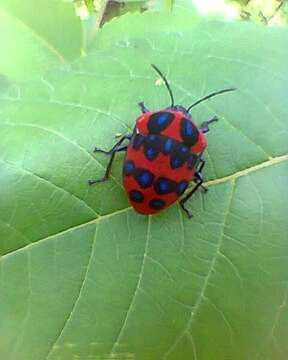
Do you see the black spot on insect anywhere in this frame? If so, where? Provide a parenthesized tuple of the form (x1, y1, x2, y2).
(133, 133, 145, 150)
(178, 143, 190, 156)
(145, 134, 158, 145)
(162, 137, 176, 155)
(129, 190, 144, 203)
(149, 198, 166, 210)
(177, 180, 189, 195)
(143, 134, 162, 160)
(154, 177, 177, 195)
(170, 157, 185, 169)
(144, 147, 159, 160)
(147, 112, 174, 134)
(170, 143, 190, 169)
(123, 160, 135, 176)
(180, 117, 199, 147)
(134, 168, 154, 188)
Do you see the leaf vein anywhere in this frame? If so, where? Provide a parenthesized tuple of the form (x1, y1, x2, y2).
(163, 180, 236, 359)
(3, 121, 123, 189)
(0, 158, 98, 217)
(1, 155, 287, 261)
(110, 215, 151, 355)
(45, 224, 98, 359)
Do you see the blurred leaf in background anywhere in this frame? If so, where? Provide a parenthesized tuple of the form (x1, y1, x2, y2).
(225, 0, 288, 25)
(0, 0, 84, 80)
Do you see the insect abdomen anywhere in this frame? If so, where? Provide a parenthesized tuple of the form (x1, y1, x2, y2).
(123, 133, 197, 215)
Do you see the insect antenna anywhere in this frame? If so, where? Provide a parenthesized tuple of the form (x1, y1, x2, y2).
(151, 64, 175, 107)
(186, 88, 236, 112)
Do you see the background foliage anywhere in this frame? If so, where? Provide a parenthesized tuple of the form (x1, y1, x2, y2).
(0, 0, 288, 359)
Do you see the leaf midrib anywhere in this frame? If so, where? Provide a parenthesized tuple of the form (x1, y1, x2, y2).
(205, 154, 288, 186)
(0, 154, 287, 262)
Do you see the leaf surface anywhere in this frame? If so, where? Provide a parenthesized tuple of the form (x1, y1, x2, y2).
(0, 10, 288, 360)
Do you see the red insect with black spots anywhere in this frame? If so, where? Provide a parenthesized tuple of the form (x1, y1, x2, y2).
(89, 65, 235, 218)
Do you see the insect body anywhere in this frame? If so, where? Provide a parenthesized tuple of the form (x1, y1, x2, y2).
(89, 65, 235, 218)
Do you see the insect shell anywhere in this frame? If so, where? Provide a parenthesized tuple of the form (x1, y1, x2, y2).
(124, 109, 207, 217)
(89, 65, 235, 218)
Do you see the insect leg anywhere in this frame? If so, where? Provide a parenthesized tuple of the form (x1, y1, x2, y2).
(197, 156, 205, 172)
(179, 157, 208, 218)
(93, 134, 132, 154)
(195, 157, 208, 192)
(194, 171, 208, 192)
(138, 102, 150, 113)
(200, 116, 218, 133)
(88, 134, 132, 185)
(179, 181, 203, 218)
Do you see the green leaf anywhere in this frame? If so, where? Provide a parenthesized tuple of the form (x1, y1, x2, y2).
(0, 10, 288, 360)
(0, 0, 83, 80)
